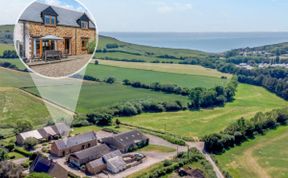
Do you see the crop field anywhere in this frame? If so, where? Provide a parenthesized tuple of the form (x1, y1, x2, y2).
(215, 126, 288, 178)
(96, 35, 210, 62)
(118, 84, 288, 138)
(24, 82, 189, 114)
(86, 64, 229, 89)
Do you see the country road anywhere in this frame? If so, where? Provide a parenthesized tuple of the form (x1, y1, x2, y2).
(187, 142, 225, 178)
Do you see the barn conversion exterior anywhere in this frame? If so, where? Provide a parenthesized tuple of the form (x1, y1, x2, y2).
(68, 144, 111, 168)
(102, 130, 149, 153)
(14, 1, 96, 61)
(30, 154, 68, 178)
(16, 123, 70, 145)
(50, 131, 98, 157)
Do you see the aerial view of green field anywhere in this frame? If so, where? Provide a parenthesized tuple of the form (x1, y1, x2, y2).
(0, 4, 288, 176)
(215, 126, 288, 178)
(23, 82, 189, 114)
(118, 84, 288, 138)
(86, 63, 229, 88)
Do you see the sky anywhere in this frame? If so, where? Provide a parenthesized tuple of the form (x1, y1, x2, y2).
(1, 0, 288, 32)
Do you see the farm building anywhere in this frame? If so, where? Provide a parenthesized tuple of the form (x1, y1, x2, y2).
(102, 130, 149, 153)
(14, 1, 96, 61)
(30, 154, 68, 178)
(68, 144, 111, 168)
(50, 131, 98, 157)
(86, 158, 106, 175)
(16, 122, 70, 145)
(102, 150, 127, 174)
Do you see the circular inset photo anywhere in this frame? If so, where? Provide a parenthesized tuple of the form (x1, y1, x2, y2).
(14, 0, 97, 78)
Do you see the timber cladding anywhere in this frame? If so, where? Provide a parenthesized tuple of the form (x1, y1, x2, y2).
(28, 22, 96, 57)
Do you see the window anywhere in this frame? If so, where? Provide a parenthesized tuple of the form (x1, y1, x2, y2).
(44, 15, 56, 26)
(81, 38, 89, 50)
(81, 21, 88, 29)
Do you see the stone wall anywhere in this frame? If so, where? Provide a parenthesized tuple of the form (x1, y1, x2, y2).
(28, 22, 96, 59)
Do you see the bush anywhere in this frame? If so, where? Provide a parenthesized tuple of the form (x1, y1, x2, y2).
(106, 43, 119, 49)
(105, 77, 116, 84)
(23, 137, 38, 150)
(14, 120, 33, 134)
(14, 147, 33, 157)
(25, 173, 52, 178)
(87, 40, 96, 54)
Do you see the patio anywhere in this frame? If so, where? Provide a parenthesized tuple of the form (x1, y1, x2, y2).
(29, 54, 91, 77)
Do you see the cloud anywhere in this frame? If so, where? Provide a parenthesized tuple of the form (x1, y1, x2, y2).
(156, 2, 193, 14)
(44, 0, 84, 12)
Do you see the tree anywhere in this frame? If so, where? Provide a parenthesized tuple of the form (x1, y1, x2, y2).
(105, 77, 116, 84)
(0, 161, 23, 178)
(23, 137, 38, 150)
(14, 120, 33, 134)
(0, 148, 7, 161)
(94, 60, 99, 65)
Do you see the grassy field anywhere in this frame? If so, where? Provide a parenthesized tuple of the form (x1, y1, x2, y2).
(96, 60, 231, 78)
(0, 68, 34, 88)
(24, 82, 189, 114)
(96, 35, 210, 63)
(86, 63, 229, 89)
(215, 126, 288, 178)
(0, 58, 27, 70)
(0, 44, 14, 56)
(118, 84, 288, 138)
(0, 87, 55, 136)
(138, 144, 175, 153)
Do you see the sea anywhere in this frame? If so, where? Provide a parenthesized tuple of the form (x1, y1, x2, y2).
(101, 32, 288, 53)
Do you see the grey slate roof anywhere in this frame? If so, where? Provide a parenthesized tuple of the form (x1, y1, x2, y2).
(19, 2, 95, 29)
(87, 158, 105, 169)
(105, 130, 149, 148)
(102, 150, 122, 162)
(70, 144, 111, 164)
(55, 131, 97, 150)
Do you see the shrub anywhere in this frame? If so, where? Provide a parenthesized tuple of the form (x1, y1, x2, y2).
(87, 40, 96, 54)
(25, 173, 52, 178)
(23, 137, 38, 150)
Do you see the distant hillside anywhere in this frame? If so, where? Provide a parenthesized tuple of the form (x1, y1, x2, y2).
(96, 35, 211, 62)
(0, 25, 13, 44)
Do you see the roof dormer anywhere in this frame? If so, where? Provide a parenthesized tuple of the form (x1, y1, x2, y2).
(41, 6, 58, 26)
(77, 13, 90, 29)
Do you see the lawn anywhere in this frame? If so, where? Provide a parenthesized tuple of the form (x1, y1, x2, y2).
(86, 63, 229, 89)
(215, 126, 288, 178)
(138, 144, 176, 153)
(71, 125, 102, 135)
(24, 82, 189, 114)
(118, 84, 288, 138)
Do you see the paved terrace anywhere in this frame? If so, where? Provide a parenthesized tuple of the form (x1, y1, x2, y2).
(28, 54, 92, 77)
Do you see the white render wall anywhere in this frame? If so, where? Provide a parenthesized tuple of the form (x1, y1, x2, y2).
(14, 22, 30, 59)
